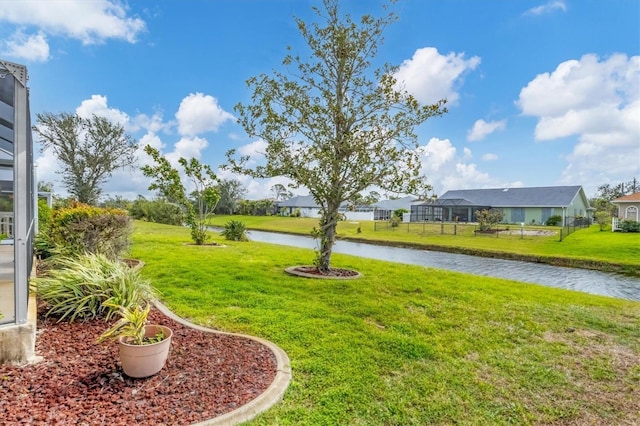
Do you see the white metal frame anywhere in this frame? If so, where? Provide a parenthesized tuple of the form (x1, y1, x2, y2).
(0, 59, 34, 326)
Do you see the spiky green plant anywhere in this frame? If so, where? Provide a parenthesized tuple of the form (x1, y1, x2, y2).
(220, 220, 249, 241)
(96, 304, 157, 345)
(31, 253, 158, 322)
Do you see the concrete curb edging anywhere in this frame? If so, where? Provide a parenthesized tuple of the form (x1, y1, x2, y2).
(153, 301, 292, 426)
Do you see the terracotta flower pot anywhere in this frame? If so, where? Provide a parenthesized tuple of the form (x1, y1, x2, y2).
(118, 324, 172, 378)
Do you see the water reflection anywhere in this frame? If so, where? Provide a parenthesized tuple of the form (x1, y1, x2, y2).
(245, 229, 640, 302)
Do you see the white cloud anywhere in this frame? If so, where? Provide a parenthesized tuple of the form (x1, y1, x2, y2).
(393, 47, 481, 105)
(2, 30, 50, 62)
(524, 1, 567, 16)
(165, 136, 208, 165)
(467, 119, 506, 141)
(76, 95, 130, 126)
(417, 138, 495, 193)
(482, 153, 498, 161)
(132, 112, 170, 134)
(0, 0, 146, 45)
(175, 93, 235, 137)
(238, 139, 268, 163)
(517, 53, 640, 187)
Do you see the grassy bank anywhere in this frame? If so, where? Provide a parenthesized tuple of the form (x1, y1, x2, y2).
(131, 221, 640, 425)
(208, 215, 640, 275)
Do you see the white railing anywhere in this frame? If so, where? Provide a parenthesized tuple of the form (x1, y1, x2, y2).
(612, 217, 620, 232)
(0, 212, 13, 238)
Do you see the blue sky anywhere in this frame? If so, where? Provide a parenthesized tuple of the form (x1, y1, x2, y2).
(1, 0, 638, 200)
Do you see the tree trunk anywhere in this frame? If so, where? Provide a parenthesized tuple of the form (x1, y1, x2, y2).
(317, 204, 340, 273)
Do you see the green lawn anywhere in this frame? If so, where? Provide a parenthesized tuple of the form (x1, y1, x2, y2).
(208, 215, 640, 273)
(131, 221, 640, 425)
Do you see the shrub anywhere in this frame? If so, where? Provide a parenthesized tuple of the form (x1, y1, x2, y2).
(393, 208, 408, 218)
(37, 199, 51, 232)
(129, 198, 184, 226)
(220, 220, 249, 241)
(390, 216, 401, 227)
(620, 220, 640, 233)
(48, 201, 132, 259)
(594, 211, 611, 231)
(573, 216, 590, 226)
(32, 253, 158, 322)
(545, 215, 562, 226)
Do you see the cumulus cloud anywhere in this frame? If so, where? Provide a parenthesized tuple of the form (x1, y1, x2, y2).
(416, 138, 496, 193)
(175, 93, 235, 137)
(524, 1, 567, 16)
(132, 112, 170, 135)
(76, 95, 130, 126)
(2, 30, 50, 62)
(467, 119, 506, 141)
(0, 0, 146, 45)
(393, 47, 480, 105)
(517, 53, 640, 187)
(165, 136, 208, 165)
(482, 153, 498, 161)
(238, 139, 268, 162)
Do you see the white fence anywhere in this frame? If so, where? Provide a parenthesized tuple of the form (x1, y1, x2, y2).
(0, 213, 12, 237)
(612, 217, 620, 232)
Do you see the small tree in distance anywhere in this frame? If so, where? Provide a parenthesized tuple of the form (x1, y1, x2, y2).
(271, 183, 293, 201)
(475, 209, 504, 231)
(228, 0, 447, 273)
(141, 146, 220, 245)
(594, 211, 611, 231)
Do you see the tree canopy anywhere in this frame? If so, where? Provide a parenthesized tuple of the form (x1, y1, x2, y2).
(33, 113, 137, 205)
(228, 0, 446, 272)
(215, 179, 246, 215)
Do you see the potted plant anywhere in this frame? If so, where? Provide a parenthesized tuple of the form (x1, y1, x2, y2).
(97, 304, 172, 378)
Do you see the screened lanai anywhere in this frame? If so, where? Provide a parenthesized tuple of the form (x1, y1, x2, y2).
(0, 59, 35, 339)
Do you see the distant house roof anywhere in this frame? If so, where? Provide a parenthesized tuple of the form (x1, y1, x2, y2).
(277, 195, 321, 208)
(612, 192, 640, 203)
(373, 196, 419, 211)
(432, 186, 587, 208)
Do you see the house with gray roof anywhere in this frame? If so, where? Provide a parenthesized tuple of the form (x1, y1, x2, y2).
(276, 195, 322, 218)
(372, 196, 421, 221)
(411, 185, 591, 226)
(277, 194, 422, 221)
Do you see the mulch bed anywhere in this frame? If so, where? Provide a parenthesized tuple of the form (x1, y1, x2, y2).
(0, 307, 277, 425)
(285, 266, 361, 279)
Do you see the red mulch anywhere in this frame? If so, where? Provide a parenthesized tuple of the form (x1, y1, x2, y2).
(291, 266, 360, 277)
(0, 307, 277, 425)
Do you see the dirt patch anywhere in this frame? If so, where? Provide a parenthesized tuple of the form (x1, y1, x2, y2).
(0, 307, 277, 425)
(499, 229, 557, 236)
(541, 328, 640, 425)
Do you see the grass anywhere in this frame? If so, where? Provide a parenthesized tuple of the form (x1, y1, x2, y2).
(207, 215, 640, 273)
(131, 221, 640, 425)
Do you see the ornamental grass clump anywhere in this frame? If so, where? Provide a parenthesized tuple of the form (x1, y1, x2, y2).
(220, 220, 249, 241)
(32, 253, 158, 322)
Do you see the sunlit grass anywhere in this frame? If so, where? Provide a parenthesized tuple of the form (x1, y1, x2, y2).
(131, 221, 640, 425)
(207, 215, 640, 269)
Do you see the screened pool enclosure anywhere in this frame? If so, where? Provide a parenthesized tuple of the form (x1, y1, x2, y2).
(0, 59, 36, 357)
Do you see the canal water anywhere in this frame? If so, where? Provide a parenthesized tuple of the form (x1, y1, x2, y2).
(244, 229, 640, 302)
